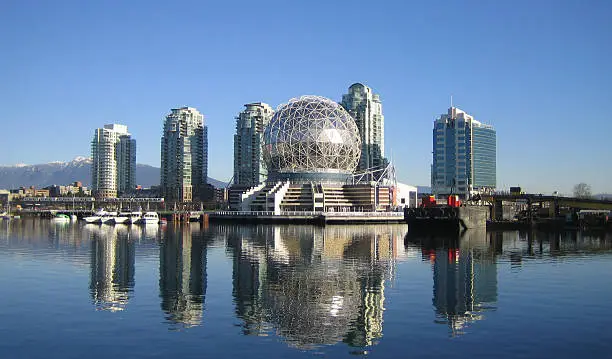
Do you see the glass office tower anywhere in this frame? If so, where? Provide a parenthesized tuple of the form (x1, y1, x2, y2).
(431, 107, 496, 198)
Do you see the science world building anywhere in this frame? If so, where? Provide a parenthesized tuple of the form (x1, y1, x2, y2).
(263, 96, 361, 183)
(231, 96, 396, 213)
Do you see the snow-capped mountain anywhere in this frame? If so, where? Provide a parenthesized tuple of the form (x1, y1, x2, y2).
(0, 157, 226, 189)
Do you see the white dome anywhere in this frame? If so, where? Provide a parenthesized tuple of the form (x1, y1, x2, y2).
(263, 96, 361, 180)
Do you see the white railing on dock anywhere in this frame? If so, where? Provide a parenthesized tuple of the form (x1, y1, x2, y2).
(323, 212, 403, 217)
(212, 211, 404, 218)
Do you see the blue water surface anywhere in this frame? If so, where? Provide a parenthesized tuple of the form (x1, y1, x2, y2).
(1, 219, 611, 358)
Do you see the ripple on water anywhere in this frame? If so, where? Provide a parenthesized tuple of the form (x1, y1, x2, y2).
(1, 221, 612, 358)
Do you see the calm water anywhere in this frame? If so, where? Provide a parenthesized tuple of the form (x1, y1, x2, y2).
(1, 219, 611, 358)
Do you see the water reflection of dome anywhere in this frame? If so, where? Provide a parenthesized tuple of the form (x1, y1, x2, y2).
(159, 225, 208, 328)
(224, 224, 405, 349)
(88, 225, 135, 312)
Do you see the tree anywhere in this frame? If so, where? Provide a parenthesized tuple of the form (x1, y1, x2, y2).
(573, 183, 592, 198)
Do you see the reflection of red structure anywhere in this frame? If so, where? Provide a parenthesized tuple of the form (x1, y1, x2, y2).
(423, 248, 460, 264)
(448, 248, 460, 262)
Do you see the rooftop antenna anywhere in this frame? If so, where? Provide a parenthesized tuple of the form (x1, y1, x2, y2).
(450, 94, 453, 109)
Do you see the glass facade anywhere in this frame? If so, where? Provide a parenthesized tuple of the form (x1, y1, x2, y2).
(233, 103, 274, 186)
(471, 126, 496, 189)
(91, 124, 136, 198)
(340, 83, 386, 179)
(431, 108, 496, 198)
(161, 107, 207, 202)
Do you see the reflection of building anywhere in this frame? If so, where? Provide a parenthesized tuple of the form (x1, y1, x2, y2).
(418, 230, 498, 336)
(224, 224, 405, 349)
(431, 107, 496, 198)
(91, 124, 136, 198)
(161, 107, 207, 202)
(89, 225, 135, 311)
(159, 225, 207, 328)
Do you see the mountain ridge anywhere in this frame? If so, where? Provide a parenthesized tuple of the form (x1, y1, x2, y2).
(0, 157, 226, 189)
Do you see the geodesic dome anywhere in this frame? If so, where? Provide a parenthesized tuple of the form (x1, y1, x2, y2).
(263, 96, 361, 180)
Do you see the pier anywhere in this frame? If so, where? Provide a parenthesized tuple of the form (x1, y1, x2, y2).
(403, 193, 612, 233)
(404, 205, 490, 234)
(488, 194, 612, 230)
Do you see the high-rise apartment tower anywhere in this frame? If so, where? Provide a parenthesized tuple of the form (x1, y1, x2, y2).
(431, 107, 496, 198)
(91, 124, 136, 198)
(341, 83, 386, 176)
(161, 107, 207, 202)
(233, 103, 274, 186)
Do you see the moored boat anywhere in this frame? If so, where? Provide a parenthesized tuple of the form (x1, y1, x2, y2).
(100, 212, 116, 224)
(141, 212, 160, 224)
(128, 211, 143, 224)
(83, 210, 108, 224)
(114, 212, 130, 224)
(52, 213, 71, 223)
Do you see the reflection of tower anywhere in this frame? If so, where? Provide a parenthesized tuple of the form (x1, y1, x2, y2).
(431, 239, 497, 335)
(159, 225, 207, 328)
(228, 226, 271, 336)
(225, 224, 402, 349)
(89, 226, 135, 311)
(344, 267, 386, 347)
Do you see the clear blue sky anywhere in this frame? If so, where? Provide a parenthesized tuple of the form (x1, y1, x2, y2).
(1, 0, 611, 194)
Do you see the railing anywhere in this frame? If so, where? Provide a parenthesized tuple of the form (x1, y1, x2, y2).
(214, 211, 276, 216)
(20, 197, 164, 203)
(212, 210, 404, 218)
(102, 197, 164, 203)
(323, 211, 403, 217)
(21, 197, 95, 202)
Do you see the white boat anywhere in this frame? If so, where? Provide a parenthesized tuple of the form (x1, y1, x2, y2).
(83, 210, 108, 224)
(141, 212, 160, 224)
(52, 213, 70, 223)
(70, 214, 78, 222)
(100, 212, 116, 224)
(128, 211, 143, 224)
(114, 212, 130, 224)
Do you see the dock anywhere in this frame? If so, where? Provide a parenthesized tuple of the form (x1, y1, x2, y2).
(404, 205, 490, 234)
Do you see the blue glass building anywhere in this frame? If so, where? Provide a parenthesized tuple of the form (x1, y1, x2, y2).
(431, 107, 496, 198)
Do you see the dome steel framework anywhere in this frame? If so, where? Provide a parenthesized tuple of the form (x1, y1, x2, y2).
(263, 96, 361, 180)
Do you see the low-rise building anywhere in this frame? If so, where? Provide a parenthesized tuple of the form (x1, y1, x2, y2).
(10, 186, 50, 199)
(394, 183, 418, 209)
(45, 182, 91, 197)
(0, 190, 9, 209)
